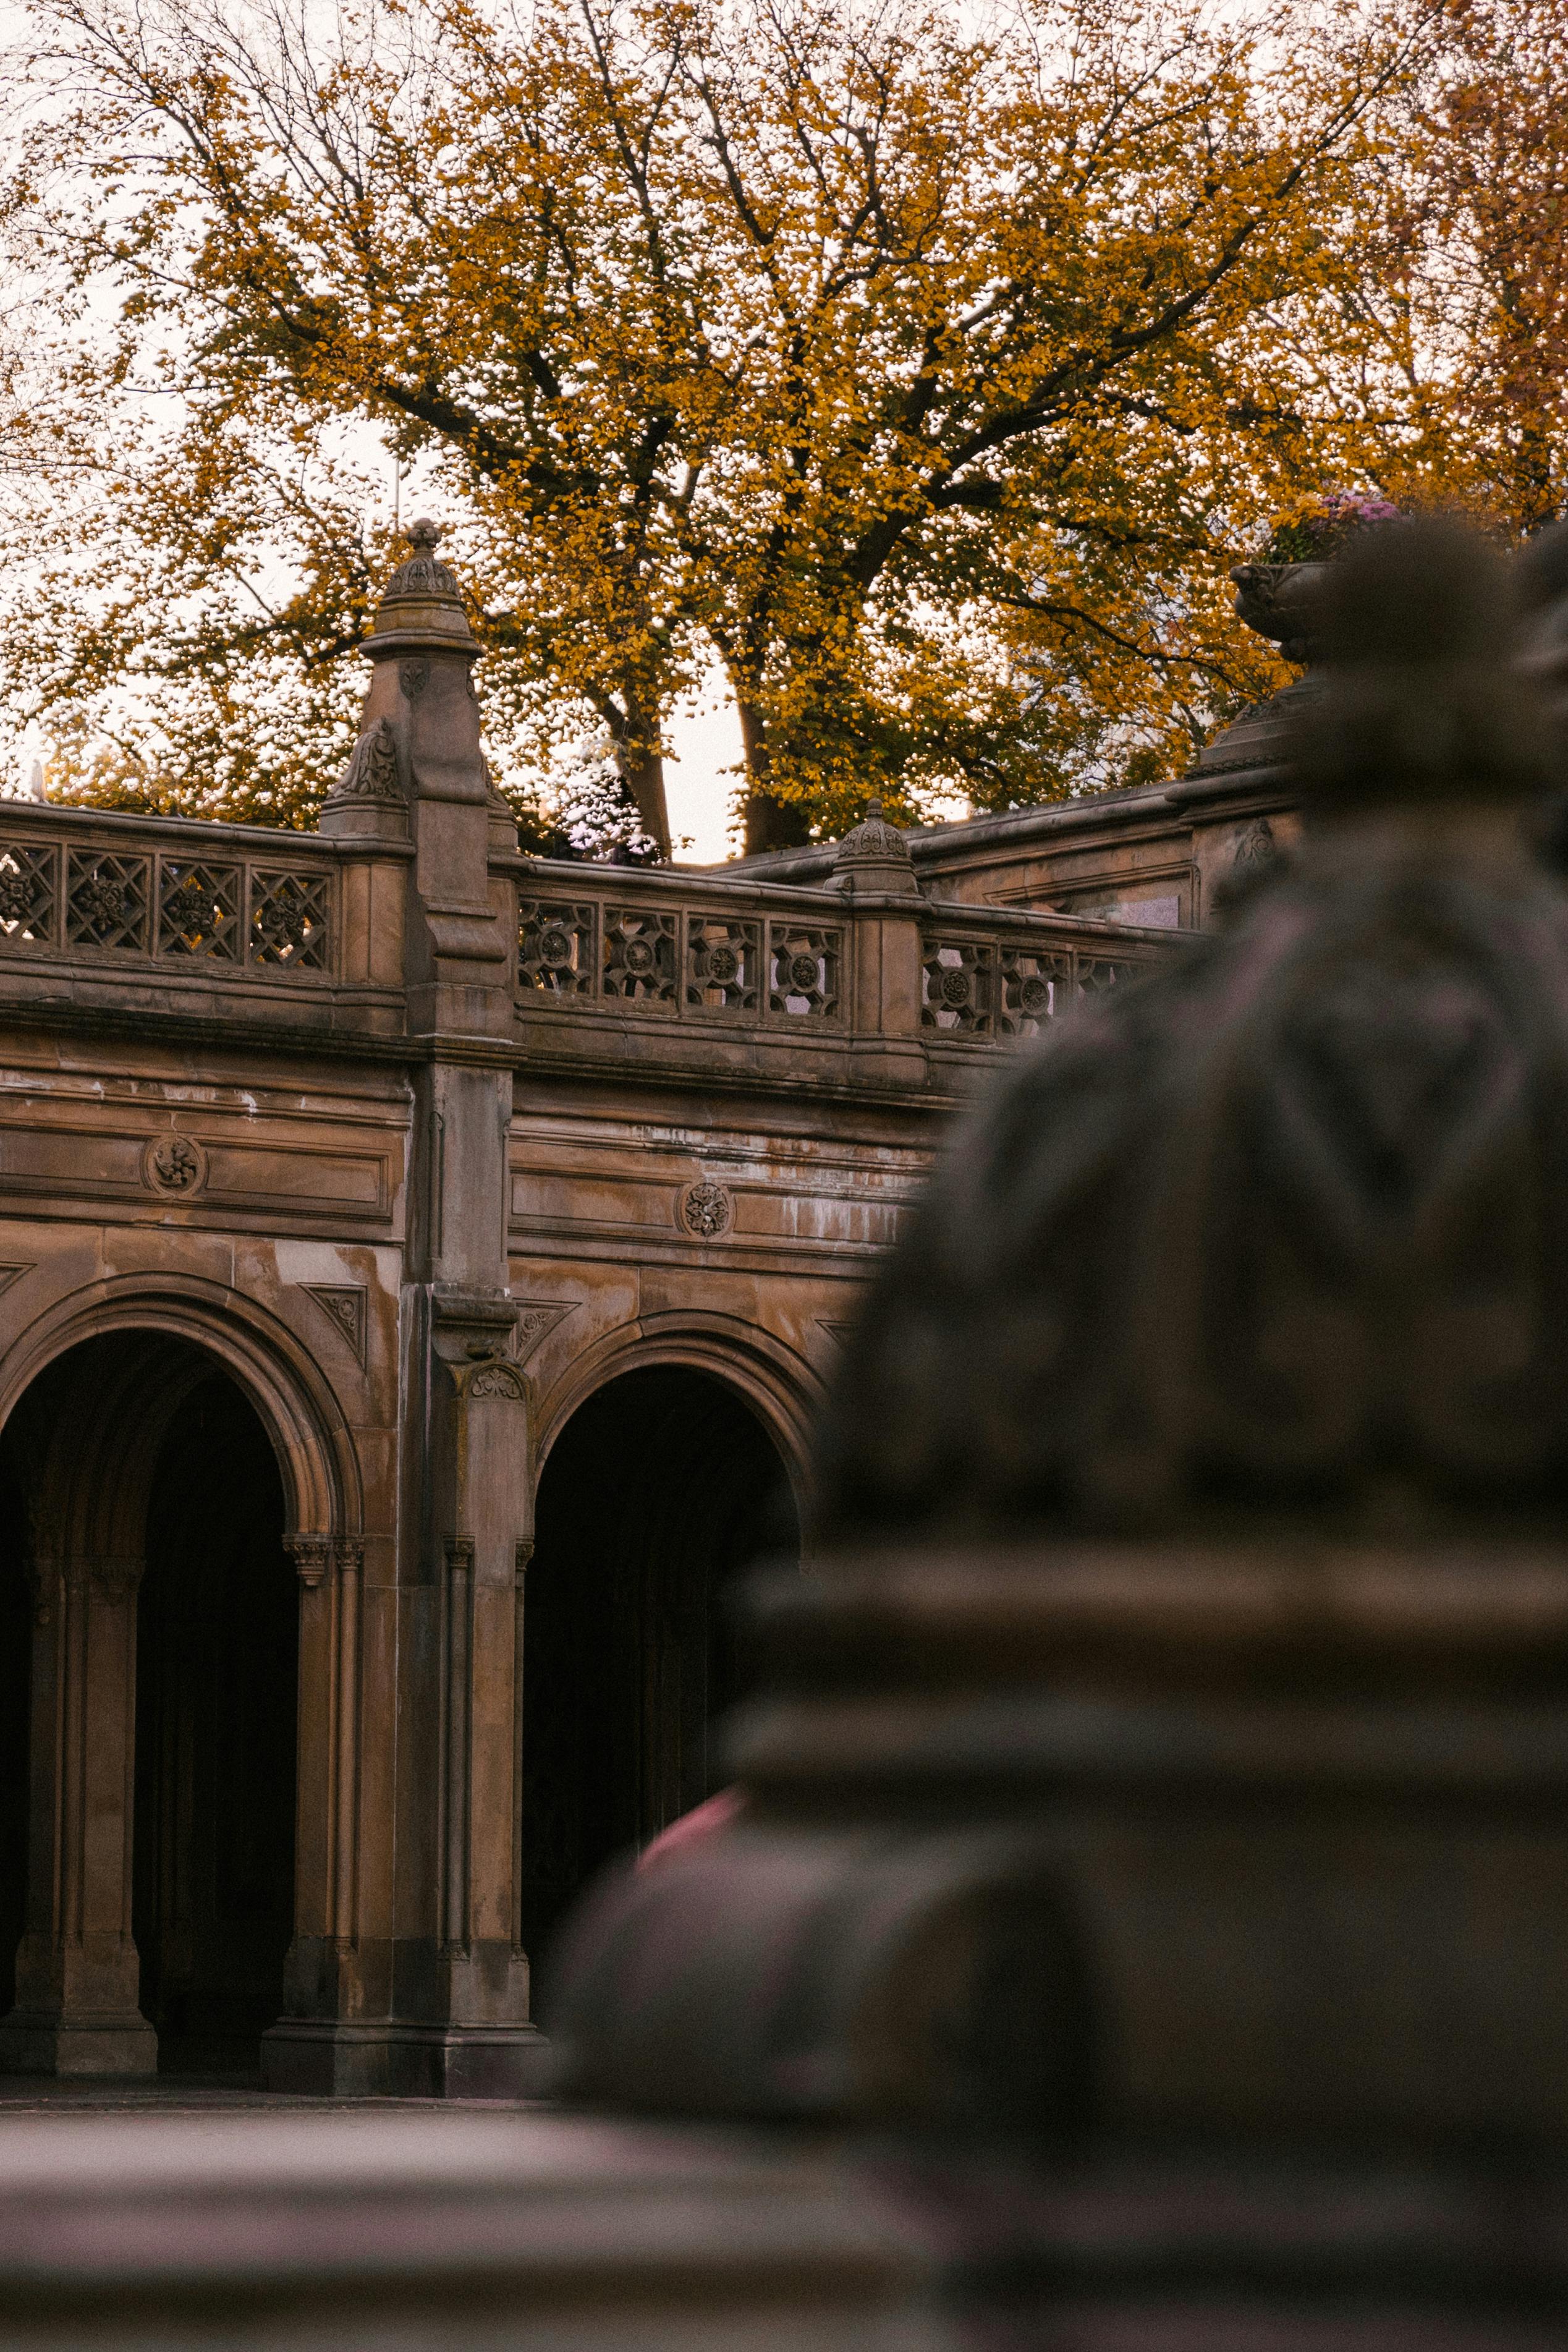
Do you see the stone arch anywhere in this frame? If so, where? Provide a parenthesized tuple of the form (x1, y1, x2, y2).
(532, 1309, 821, 1516)
(0, 1276, 364, 2079)
(0, 1270, 362, 1540)
(519, 1332, 809, 1960)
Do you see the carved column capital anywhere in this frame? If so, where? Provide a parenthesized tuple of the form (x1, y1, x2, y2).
(286, 1534, 333, 1590)
(334, 1538, 366, 1579)
(514, 1539, 533, 1589)
(457, 1351, 529, 1404)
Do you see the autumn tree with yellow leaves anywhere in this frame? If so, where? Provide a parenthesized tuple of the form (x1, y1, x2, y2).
(1354, 0, 1568, 538)
(0, 0, 1500, 850)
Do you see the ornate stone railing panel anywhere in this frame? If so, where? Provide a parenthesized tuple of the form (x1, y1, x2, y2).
(517, 880, 845, 1027)
(685, 915, 761, 1015)
(767, 924, 840, 1021)
(0, 828, 335, 979)
(920, 923, 1155, 1038)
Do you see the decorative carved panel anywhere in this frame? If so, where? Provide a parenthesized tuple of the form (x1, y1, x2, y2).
(303, 1284, 368, 1366)
(518, 899, 596, 995)
(999, 946, 1074, 1037)
(1076, 954, 1134, 995)
(333, 716, 404, 800)
(142, 1135, 207, 1195)
(921, 938, 995, 1035)
(685, 917, 761, 1014)
(0, 843, 57, 946)
(249, 869, 331, 970)
(768, 925, 841, 1019)
(510, 1300, 576, 1364)
(66, 852, 150, 953)
(679, 1179, 733, 1239)
(603, 908, 677, 1003)
(1, 833, 335, 981)
(158, 862, 241, 959)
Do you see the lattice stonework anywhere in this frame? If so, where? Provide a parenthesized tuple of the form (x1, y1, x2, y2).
(0, 843, 57, 947)
(685, 916, 760, 1014)
(768, 926, 841, 1019)
(1077, 954, 1134, 996)
(158, 861, 241, 959)
(999, 946, 1074, 1037)
(519, 899, 596, 995)
(603, 907, 677, 1003)
(922, 938, 994, 1035)
(249, 868, 331, 970)
(66, 851, 150, 953)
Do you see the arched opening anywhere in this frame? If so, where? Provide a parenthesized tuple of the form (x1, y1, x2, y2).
(521, 1365, 800, 1956)
(132, 1364, 297, 2073)
(0, 1436, 30, 2022)
(0, 1331, 297, 2078)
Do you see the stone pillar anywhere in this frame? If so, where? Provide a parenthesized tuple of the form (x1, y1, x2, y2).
(266, 520, 541, 2095)
(0, 1556, 157, 2075)
(833, 801, 927, 1087)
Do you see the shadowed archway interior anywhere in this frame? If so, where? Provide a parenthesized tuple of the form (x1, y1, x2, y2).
(0, 1332, 296, 2076)
(132, 1365, 296, 2073)
(521, 1365, 800, 1959)
(0, 1443, 29, 2021)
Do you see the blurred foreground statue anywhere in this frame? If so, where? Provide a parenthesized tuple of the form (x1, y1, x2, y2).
(551, 521, 1568, 2340)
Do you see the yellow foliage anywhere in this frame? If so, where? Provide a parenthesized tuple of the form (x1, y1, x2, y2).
(2, 0, 1535, 851)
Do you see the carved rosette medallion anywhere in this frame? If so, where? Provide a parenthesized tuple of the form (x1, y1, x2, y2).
(143, 1134, 207, 1196)
(680, 1179, 732, 1239)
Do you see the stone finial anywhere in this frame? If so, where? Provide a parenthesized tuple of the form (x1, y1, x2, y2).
(832, 796, 920, 897)
(365, 517, 477, 655)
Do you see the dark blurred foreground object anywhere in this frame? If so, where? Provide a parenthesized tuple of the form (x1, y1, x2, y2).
(548, 520, 1568, 2343)
(0, 2110, 934, 2350)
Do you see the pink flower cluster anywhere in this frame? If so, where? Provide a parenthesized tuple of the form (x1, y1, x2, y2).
(1263, 490, 1402, 565)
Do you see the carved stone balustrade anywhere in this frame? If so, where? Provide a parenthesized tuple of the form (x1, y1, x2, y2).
(507, 856, 1171, 1098)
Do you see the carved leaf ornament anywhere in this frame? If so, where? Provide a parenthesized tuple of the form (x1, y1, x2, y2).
(333, 716, 404, 800)
(816, 520, 1568, 1540)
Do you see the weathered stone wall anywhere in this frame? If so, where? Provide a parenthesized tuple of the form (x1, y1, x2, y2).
(0, 532, 1180, 2094)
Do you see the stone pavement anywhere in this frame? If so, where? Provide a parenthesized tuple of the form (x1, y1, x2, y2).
(0, 2087, 931, 2349)
(0, 2071, 541, 2113)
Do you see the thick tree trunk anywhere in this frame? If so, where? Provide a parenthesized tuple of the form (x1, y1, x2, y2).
(621, 742, 671, 860)
(737, 700, 810, 857)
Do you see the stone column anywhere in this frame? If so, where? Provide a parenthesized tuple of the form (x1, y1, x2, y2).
(833, 802, 927, 1086)
(0, 1556, 157, 2075)
(266, 520, 541, 2096)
